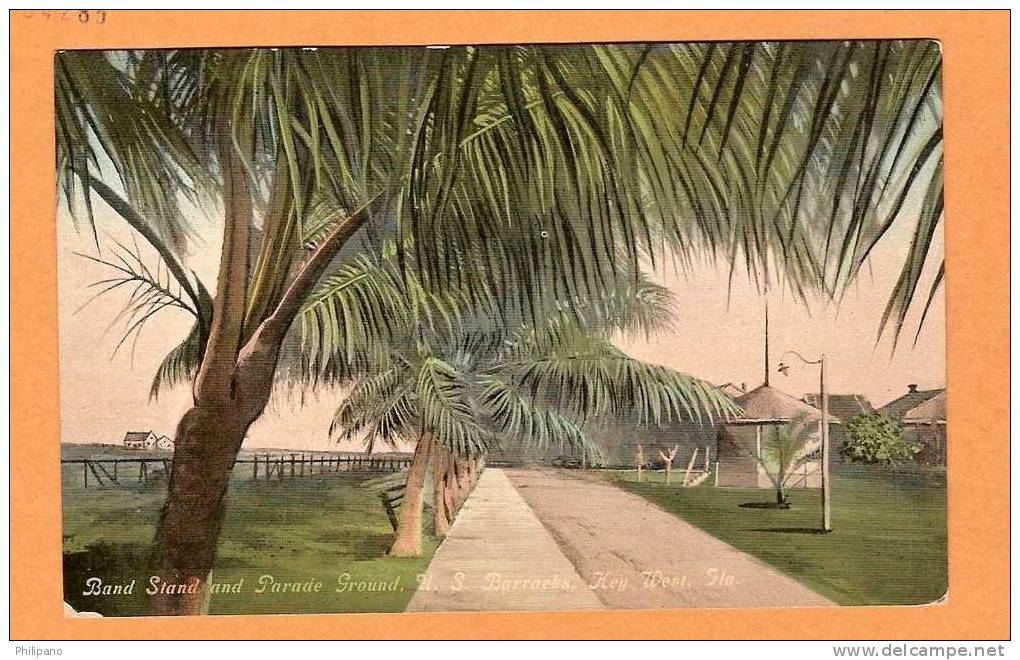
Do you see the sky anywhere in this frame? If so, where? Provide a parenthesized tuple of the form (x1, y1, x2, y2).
(57, 195, 945, 452)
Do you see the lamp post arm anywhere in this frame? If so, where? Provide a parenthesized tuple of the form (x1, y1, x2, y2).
(779, 349, 822, 366)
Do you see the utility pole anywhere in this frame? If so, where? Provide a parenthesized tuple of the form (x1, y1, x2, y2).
(778, 350, 833, 533)
(763, 299, 770, 386)
(820, 355, 831, 532)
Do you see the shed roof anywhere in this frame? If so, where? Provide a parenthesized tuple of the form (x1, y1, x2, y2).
(903, 391, 946, 424)
(717, 382, 748, 398)
(730, 385, 840, 424)
(803, 393, 873, 420)
(123, 431, 153, 443)
(879, 386, 944, 420)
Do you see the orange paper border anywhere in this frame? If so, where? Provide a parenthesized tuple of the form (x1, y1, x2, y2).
(10, 9, 1010, 640)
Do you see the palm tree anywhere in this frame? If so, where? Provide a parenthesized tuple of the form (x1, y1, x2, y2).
(324, 248, 736, 554)
(57, 42, 943, 614)
(741, 413, 818, 507)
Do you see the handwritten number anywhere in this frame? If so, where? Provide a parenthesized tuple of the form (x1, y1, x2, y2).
(21, 9, 104, 24)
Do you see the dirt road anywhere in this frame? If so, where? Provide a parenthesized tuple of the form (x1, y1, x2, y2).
(506, 468, 833, 609)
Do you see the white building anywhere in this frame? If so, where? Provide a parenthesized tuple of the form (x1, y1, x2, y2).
(123, 431, 158, 450)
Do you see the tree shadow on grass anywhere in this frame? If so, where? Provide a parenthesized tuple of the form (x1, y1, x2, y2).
(314, 527, 395, 560)
(739, 502, 792, 510)
(749, 527, 832, 535)
(349, 533, 396, 560)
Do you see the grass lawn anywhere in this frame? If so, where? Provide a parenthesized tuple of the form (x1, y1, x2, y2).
(63, 473, 437, 616)
(607, 465, 946, 606)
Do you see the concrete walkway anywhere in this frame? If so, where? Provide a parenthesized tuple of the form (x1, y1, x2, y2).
(507, 468, 834, 609)
(406, 469, 604, 612)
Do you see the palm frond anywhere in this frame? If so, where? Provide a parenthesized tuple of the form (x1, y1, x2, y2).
(478, 374, 603, 464)
(75, 238, 200, 367)
(497, 332, 739, 426)
(330, 367, 417, 451)
(292, 247, 480, 385)
(56, 51, 208, 251)
(150, 320, 204, 399)
(394, 41, 942, 342)
(415, 357, 489, 455)
(61, 41, 945, 386)
(752, 413, 819, 489)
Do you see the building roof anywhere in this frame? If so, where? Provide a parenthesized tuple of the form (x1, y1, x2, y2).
(729, 385, 840, 425)
(903, 391, 946, 424)
(879, 385, 944, 420)
(802, 393, 874, 420)
(123, 431, 153, 443)
(717, 382, 748, 398)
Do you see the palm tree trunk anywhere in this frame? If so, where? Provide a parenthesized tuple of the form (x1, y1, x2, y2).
(432, 447, 450, 537)
(148, 128, 258, 616)
(389, 434, 433, 556)
(452, 454, 471, 512)
(94, 87, 381, 613)
(145, 124, 376, 614)
(148, 404, 252, 615)
(776, 475, 789, 507)
(443, 470, 456, 521)
(144, 191, 375, 613)
(469, 454, 485, 488)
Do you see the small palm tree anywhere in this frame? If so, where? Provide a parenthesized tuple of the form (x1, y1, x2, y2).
(754, 413, 819, 507)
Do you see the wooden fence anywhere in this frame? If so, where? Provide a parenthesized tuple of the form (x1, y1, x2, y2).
(239, 453, 412, 482)
(62, 458, 172, 489)
(61, 453, 412, 490)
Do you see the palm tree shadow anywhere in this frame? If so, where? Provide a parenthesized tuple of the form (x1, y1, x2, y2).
(739, 502, 791, 510)
(313, 527, 395, 560)
(348, 532, 396, 560)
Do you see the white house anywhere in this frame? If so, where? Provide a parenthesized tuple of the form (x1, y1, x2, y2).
(123, 431, 158, 450)
(154, 435, 175, 451)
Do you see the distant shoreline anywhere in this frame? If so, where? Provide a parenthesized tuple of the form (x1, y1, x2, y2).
(60, 442, 412, 458)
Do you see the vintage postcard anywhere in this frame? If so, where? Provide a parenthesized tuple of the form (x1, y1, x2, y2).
(9, 9, 1010, 642)
(56, 36, 949, 618)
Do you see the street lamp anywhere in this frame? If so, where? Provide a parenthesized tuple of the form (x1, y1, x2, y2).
(777, 350, 832, 533)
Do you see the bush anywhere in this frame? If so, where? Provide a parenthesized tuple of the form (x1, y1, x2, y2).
(841, 413, 920, 465)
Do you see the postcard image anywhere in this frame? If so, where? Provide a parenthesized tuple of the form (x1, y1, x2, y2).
(55, 39, 947, 618)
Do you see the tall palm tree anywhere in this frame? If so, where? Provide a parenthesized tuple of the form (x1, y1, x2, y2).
(322, 246, 736, 554)
(57, 41, 942, 614)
